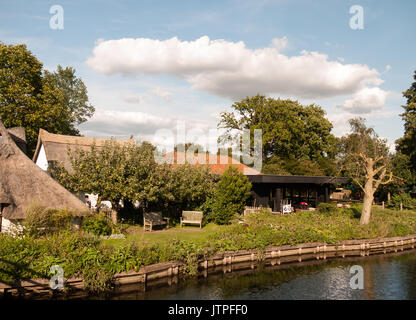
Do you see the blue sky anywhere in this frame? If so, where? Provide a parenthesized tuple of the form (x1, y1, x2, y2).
(1, 0, 415, 150)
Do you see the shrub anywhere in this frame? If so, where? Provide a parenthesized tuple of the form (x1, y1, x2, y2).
(390, 193, 416, 210)
(317, 202, 337, 214)
(23, 204, 73, 237)
(82, 213, 113, 236)
(206, 166, 252, 225)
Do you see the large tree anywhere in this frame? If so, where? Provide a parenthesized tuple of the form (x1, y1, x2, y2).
(0, 42, 95, 155)
(339, 118, 393, 225)
(44, 65, 95, 126)
(218, 95, 338, 175)
(396, 70, 416, 173)
(52, 140, 216, 221)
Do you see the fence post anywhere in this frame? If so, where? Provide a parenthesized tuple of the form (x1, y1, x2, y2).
(382, 201, 384, 210)
(400, 203, 403, 211)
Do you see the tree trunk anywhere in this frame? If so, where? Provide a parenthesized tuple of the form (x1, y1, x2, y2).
(360, 180, 374, 225)
(111, 210, 118, 224)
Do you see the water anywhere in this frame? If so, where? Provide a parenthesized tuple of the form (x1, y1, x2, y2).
(105, 250, 416, 300)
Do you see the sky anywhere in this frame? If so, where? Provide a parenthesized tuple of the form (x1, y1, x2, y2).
(1, 0, 415, 152)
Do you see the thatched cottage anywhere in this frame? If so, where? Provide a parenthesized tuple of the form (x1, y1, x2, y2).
(0, 118, 90, 233)
(32, 128, 134, 209)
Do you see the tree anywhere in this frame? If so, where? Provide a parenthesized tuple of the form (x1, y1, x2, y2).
(339, 118, 393, 225)
(206, 166, 252, 225)
(218, 95, 338, 175)
(397, 70, 416, 172)
(376, 151, 412, 202)
(44, 65, 95, 126)
(0, 42, 94, 155)
(52, 141, 157, 218)
(149, 164, 216, 216)
(52, 140, 216, 220)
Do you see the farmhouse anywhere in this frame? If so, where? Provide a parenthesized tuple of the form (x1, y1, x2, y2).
(0, 118, 90, 234)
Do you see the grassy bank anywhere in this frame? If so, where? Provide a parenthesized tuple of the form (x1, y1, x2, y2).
(2, 204, 416, 293)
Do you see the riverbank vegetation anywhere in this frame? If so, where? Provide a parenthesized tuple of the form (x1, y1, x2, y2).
(2, 204, 416, 293)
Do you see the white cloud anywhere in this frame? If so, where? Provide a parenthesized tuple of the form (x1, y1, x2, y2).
(120, 92, 144, 104)
(271, 36, 288, 51)
(86, 36, 384, 101)
(327, 110, 395, 137)
(338, 87, 389, 114)
(79, 109, 217, 146)
(150, 86, 172, 101)
(385, 65, 392, 71)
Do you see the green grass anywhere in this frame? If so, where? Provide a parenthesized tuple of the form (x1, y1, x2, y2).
(105, 223, 225, 247)
(106, 204, 416, 249)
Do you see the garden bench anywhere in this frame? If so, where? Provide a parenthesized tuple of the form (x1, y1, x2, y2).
(143, 212, 169, 232)
(180, 211, 203, 228)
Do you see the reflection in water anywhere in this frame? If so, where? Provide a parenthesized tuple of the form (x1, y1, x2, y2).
(102, 250, 416, 300)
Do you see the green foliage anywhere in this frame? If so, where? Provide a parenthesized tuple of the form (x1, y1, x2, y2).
(218, 95, 338, 175)
(52, 141, 216, 219)
(82, 214, 113, 236)
(390, 193, 416, 210)
(317, 202, 337, 214)
(206, 166, 252, 225)
(23, 204, 73, 237)
(339, 118, 392, 188)
(377, 151, 414, 199)
(52, 140, 156, 210)
(43, 65, 95, 125)
(0, 43, 94, 156)
(397, 70, 416, 173)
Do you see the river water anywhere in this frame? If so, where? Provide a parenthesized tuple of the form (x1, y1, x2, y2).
(105, 250, 416, 300)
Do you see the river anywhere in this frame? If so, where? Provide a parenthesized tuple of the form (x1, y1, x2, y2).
(102, 250, 416, 300)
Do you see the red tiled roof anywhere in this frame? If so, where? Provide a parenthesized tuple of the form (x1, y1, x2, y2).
(164, 152, 261, 175)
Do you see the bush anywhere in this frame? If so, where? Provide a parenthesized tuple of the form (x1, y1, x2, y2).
(206, 166, 252, 225)
(23, 204, 73, 237)
(390, 193, 416, 210)
(317, 202, 337, 214)
(82, 213, 113, 236)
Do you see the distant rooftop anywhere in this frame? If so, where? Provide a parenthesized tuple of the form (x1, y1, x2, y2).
(164, 152, 262, 175)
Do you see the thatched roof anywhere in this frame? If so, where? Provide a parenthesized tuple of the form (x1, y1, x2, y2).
(33, 128, 134, 173)
(7, 127, 27, 154)
(0, 118, 90, 220)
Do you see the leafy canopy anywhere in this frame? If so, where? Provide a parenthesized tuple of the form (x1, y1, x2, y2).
(218, 95, 338, 175)
(0, 42, 95, 155)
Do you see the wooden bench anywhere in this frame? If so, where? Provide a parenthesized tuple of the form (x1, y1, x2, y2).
(180, 211, 203, 229)
(143, 212, 169, 232)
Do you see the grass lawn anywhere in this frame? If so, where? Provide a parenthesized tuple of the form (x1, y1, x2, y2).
(104, 204, 416, 249)
(104, 223, 226, 247)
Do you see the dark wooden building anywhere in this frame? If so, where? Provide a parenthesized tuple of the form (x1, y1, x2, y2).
(246, 174, 349, 212)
